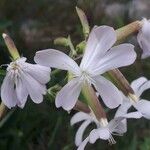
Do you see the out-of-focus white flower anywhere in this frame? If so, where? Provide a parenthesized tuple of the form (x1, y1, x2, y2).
(34, 26, 136, 110)
(105, 3, 126, 19)
(137, 18, 150, 59)
(34, 26, 136, 111)
(74, 111, 142, 150)
(129, 0, 150, 20)
(70, 111, 99, 147)
(115, 77, 150, 131)
(1, 57, 51, 108)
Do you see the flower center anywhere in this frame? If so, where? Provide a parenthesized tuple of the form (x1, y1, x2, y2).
(99, 118, 117, 144)
(79, 71, 95, 84)
(7, 61, 23, 79)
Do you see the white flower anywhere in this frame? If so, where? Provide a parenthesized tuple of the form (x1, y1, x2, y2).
(116, 77, 150, 119)
(34, 26, 136, 111)
(1, 57, 51, 108)
(115, 77, 150, 131)
(70, 111, 99, 147)
(74, 111, 142, 150)
(137, 18, 150, 59)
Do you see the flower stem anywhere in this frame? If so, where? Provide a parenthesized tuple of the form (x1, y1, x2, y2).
(0, 103, 7, 120)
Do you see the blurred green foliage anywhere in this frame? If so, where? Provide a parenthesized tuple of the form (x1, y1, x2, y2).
(0, 0, 150, 150)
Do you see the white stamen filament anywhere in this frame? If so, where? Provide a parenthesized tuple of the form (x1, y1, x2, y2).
(108, 134, 116, 145)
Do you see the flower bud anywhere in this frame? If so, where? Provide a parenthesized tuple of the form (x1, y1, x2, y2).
(2, 33, 20, 60)
(54, 37, 69, 47)
(76, 7, 90, 39)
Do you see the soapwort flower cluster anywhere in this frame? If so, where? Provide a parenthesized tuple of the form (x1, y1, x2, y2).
(0, 8, 150, 150)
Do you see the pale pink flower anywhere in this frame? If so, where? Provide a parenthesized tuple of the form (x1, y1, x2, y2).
(76, 112, 142, 150)
(115, 77, 150, 132)
(1, 57, 51, 108)
(116, 77, 150, 119)
(34, 26, 136, 111)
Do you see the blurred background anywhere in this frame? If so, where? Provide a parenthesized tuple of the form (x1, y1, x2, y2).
(0, 0, 150, 149)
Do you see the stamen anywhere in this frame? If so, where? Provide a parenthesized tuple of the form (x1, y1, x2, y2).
(108, 134, 116, 145)
(77, 70, 95, 85)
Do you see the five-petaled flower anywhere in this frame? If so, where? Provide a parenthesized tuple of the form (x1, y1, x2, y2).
(1, 57, 51, 108)
(71, 111, 142, 150)
(115, 77, 150, 130)
(34, 26, 136, 111)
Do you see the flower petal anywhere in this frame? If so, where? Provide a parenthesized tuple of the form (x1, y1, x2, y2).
(77, 137, 89, 150)
(109, 112, 142, 134)
(93, 76, 122, 109)
(90, 128, 111, 142)
(34, 49, 81, 75)
(75, 120, 91, 146)
(123, 111, 142, 119)
(98, 128, 111, 140)
(80, 26, 116, 71)
(25, 63, 51, 84)
(131, 77, 149, 96)
(137, 32, 150, 59)
(89, 129, 99, 143)
(115, 95, 132, 118)
(15, 78, 28, 108)
(108, 117, 129, 138)
(114, 96, 132, 133)
(134, 99, 150, 119)
(70, 112, 91, 125)
(55, 78, 82, 110)
(20, 71, 46, 104)
(137, 18, 150, 59)
(1, 72, 17, 108)
(91, 44, 136, 75)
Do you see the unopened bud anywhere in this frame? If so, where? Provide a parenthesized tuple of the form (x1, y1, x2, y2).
(76, 7, 90, 39)
(116, 20, 142, 43)
(82, 82, 106, 120)
(2, 33, 20, 60)
(54, 37, 69, 47)
(107, 69, 134, 96)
